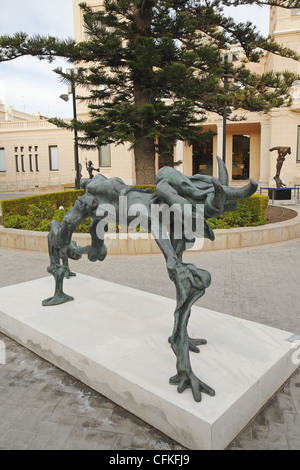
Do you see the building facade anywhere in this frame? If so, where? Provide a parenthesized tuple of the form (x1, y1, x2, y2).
(0, 101, 77, 191)
(73, 1, 300, 188)
(0, 3, 299, 191)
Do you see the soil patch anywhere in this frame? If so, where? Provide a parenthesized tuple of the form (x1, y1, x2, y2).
(265, 205, 298, 224)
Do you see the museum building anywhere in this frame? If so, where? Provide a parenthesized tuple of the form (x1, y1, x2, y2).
(0, 2, 299, 191)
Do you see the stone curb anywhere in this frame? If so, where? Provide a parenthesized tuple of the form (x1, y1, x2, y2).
(1, 207, 300, 255)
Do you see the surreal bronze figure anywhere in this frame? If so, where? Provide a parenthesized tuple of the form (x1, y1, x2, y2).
(270, 146, 291, 188)
(43, 156, 257, 402)
(86, 160, 100, 179)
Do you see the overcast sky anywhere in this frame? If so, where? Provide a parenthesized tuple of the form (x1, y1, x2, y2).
(0, 0, 270, 118)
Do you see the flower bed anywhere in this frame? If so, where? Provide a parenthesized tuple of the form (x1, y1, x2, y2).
(2, 195, 269, 233)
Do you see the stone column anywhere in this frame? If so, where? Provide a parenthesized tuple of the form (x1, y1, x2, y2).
(217, 124, 223, 160)
(175, 141, 184, 173)
(259, 122, 271, 186)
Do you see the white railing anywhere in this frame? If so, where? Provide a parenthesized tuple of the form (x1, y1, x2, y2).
(0, 119, 71, 130)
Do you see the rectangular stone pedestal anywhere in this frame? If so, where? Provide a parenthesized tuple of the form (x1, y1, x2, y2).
(268, 188, 292, 201)
(0, 274, 298, 450)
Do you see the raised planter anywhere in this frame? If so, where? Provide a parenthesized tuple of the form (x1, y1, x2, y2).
(1, 208, 300, 254)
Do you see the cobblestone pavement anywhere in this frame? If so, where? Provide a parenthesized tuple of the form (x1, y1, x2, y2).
(0, 240, 300, 450)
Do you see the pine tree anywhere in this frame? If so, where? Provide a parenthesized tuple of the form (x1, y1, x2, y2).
(0, 1, 299, 183)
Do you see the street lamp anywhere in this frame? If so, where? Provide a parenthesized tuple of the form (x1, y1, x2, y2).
(59, 69, 81, 190)
(221, 52, 240, 164)
(222, 73, 233, 164)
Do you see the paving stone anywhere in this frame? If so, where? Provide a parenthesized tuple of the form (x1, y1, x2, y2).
(1, 237, 300, 450)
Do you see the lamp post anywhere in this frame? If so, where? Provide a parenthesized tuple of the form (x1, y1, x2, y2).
(221, 51, 240, 164)
(60, 69, 80, 190)
(222, 74, 229, 165)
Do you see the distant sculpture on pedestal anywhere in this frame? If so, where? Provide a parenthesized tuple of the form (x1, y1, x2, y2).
(86, 160, 100, 179)
(270, 146, 291, 188)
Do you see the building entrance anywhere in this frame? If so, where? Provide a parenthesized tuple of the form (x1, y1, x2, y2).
(192, 139, 213, 176)
(232, 134, 250, 180)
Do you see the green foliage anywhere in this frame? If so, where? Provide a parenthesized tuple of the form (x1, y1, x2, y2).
(3, 202, 92, 233)
(132, 184, 157, 193)
(1, 190, 84, 218)
(3, 189, 269, 233)
(2, 186, 154, 232)
(0, 1, 299, 183)
(207, 194, 269, 229)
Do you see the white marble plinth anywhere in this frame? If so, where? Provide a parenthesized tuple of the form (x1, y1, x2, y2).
(0, 274, 298, 450)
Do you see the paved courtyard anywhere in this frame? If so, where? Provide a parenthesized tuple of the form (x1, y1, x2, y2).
(0, 238, 300, 450)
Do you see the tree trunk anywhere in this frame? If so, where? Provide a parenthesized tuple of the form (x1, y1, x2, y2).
(134, 133, 156, 184)
(133, 85, 156, 184)
(132, 2, 156, 185)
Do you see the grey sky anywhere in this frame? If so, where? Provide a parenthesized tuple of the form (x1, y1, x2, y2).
(0, 1, 270, 119)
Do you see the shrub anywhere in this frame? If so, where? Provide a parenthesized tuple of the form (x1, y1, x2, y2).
(207, 194, 269, 229)
(1, 190, 84, 218)
(2, 187, 268, 232)
(132, 184, 156, 193)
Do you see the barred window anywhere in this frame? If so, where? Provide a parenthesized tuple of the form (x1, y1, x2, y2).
(21, 155, 25, 172)
(29, 154, 33, 172)
(98, 144, 111, 167)
(35, 154, 39, 172)
(297, 126, 300, 162)
(49, 146, 59, 171)
(0, 148, 6, 172)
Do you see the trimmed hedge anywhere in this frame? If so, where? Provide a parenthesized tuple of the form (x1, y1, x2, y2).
(1, 186, 155, 219)
(237, 194, 269, 221)
(1, 190, 84, 218)
(133, 184, 157, 193)
(207, 194, 269, 229)
(2, 186, 268, 231)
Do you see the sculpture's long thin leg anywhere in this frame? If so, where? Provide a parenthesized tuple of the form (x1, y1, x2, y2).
(42, 226, 74, 306)
(168, 262, 215, 401)
(152, 223, 215, 402)
(42, 195, 98, 306)
(61, 251, 76, 279)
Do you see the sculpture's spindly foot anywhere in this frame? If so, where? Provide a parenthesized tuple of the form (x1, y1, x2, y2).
(65, 270, 76, 279)
(188, 337, 207, 353)
(169, 370, 215, 402)
(42, 292, 74, 306)
(168, 336, 207, 353)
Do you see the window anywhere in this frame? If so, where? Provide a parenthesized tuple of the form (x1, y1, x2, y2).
(21, 155, 25, 172)
(29, 155, 33, 172)
(0, 148, 6, 172)
(35, 154, 39, 172)
(297, 126, 300, 162)
(15, 155, 19, 172)
(49, 146, 59, 171)
(98, 144, 111, 167)
(29, 146, 32, 152)
(291, 8, 300, 15)
(14, 147, 18, 153)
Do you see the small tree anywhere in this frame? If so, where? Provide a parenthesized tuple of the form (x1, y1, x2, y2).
(0, 0, 299, 183)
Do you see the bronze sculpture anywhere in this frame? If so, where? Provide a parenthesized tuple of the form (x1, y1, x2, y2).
(86, 160, 100, 179)
(270, 146, 291, 188)
(42, 157, 257, 402)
